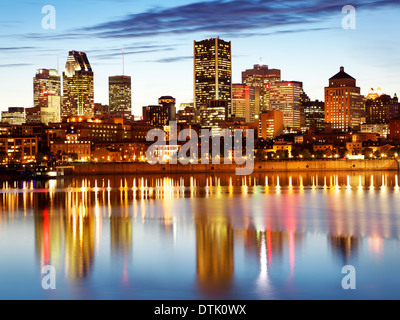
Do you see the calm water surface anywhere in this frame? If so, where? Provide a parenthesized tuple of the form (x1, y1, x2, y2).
(1, 171, 400, 300)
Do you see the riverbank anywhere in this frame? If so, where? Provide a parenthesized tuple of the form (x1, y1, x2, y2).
(71, 159, 399, 175)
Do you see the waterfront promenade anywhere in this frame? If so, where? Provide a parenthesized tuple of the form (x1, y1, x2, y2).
(72, 159, 399, 175)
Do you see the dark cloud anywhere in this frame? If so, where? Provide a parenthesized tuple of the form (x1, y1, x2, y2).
(78, 0, 400, 39)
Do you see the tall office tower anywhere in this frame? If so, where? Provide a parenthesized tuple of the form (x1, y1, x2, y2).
(242, 64, 281, 112)
(325, 67, 364, 132)
(303, 100, 325, 132)
(260, 110, 284, 140)
(109, 75, 132, 120)
(365, 89, 398, 124)
(159, 96, 176, 122)
(232, 84, 256, 123)
(33, 69, 61, 108)
(62, 51, 94, 118)
(1, 107, 25, 125)
(264, 81, 303, 130)
(194, 38, 232, 125)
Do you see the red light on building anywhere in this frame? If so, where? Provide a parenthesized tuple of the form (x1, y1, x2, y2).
(43, 90, 49, 95)
(288, 83, 292, 87)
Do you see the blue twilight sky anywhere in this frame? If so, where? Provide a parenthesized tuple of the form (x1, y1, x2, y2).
(0, 0, 399, 117)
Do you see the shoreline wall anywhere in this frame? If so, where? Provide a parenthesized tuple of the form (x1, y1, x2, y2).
(72, 159, 399, 175)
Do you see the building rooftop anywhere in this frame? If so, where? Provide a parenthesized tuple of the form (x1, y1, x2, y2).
(329, 66, 355, 80)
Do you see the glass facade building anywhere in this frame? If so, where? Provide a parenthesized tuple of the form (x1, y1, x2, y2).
(265, 81, 303, 130)
(109, 76, 132, 120)
(194, 38, 232, 126)
(63, 51, 94, 118)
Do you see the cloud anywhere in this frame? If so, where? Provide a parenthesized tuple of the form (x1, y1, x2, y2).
(77, 0, 400, 39)
(0, 63, 33, 68)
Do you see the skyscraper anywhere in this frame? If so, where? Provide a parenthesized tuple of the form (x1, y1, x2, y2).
(159, 96, 176, 122)
(325, 67, 364, 132)
(33, 69, 61, 108)
(109, 75, 132, 120)
(232, 84, 256, 123)
(265, 81, 303, 130)
(242, 64, 281, 112)
(194, 38, 232, 126)
(62, 51, 94, 118)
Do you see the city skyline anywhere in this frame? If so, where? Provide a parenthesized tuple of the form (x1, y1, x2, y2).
(0, 0, 400, 117)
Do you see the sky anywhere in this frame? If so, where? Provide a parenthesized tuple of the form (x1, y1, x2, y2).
(0, 0, 399, 117)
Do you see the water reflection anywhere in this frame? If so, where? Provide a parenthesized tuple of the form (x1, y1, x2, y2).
(1, 171, 400, 299)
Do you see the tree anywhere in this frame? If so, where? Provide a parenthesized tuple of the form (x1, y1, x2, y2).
(276, 150, 289, 160)
(300, 149, 312, 160)
(255, 149, 267, 162)
(36, 151, 46, 163)
(374, 150, 381, 159)
(68, 153, 79, 162)
(362, 148, 374, 158)
(291, 148, 301, 159)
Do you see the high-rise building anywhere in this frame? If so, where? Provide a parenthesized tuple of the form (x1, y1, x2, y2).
(109, 75, 132, 120)
(33, 69, 61, 108)
(159, 96, 176, 122)
(260, 110, 284, 140)
(40, 95, 61, 125)
(303, 100, 325, 132)
(242, 64, 281, 112)
(1, 107, 25, 125)
(231, 84, 257, 123)
(265, 81, 303, 130)
(202, 100, 228, 135)
(325, 67, 364, 132)
(177, 106, 200, 126)
(142, 105, 170, 127)
(62, 51, 94, 118)
(194, 38, 232, 125)
(365, 90, 398, 124)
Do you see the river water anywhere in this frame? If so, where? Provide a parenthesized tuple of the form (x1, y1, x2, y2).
(1, 171, 400, 300)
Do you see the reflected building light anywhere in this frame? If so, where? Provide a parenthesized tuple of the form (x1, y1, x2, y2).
(324, 176, 327, 189)
(358, 176, 363, 190)
(276, 176, 280, 190)
(368, 237, 383, 257)
(288, 231, 295, 280)
(265, 176, 269, 189)
(335, 176, 340, 190)
(346, 176, 351, 190)
(256, 233, 271, 294)
(288, 176, 293, 190)
(395, 175, 399, 190)
(299, 176, 304, 190)
(370, 175, 374, 189)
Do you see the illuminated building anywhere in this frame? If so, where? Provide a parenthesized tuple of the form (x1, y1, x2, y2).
(50, 132, 91, 162)
(360, 123, 390, 139)
(142, 105, 171, 127)
(25, 106, 41, 124)
(1, 107, 25, 125)
(201, 99, 228, 135)
(109, 75, 132, 120)
(390, 119, 400, 141)
(232, 84, 256, 123)
(0, 137, 37, 163)
(365, 91, 398, 124)
(94, 103, 109, 117)
(33, 69, 61, 108)
(158, 96, 176, 122)
(194, 38, 232, 124)
(265, 81, 303, 130)
(325, 67, 364, 132)
(62, 51, 94, 118)
(303, 100, 325, 132)
(40, 96, 61, 125)
(242, 64, 281, 111)
(177, 106, 200, 125)
(260, 110, 284, 140)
